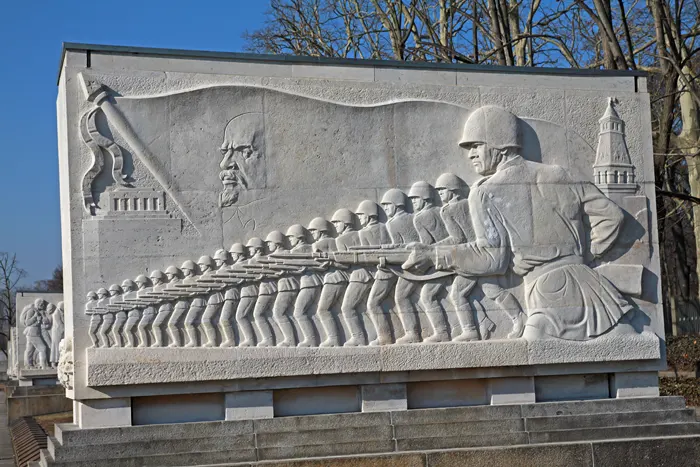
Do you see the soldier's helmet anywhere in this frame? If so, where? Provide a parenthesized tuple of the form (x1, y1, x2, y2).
(308, 217, 330, 232)
(408, 181, 434, 200)
(213, 249, 230, 262)
(380, 189, 406, 207)
(229, 243, 246, 255)
(286, 224, 307, 239)
(165, 266, 182, 277)
(180, 260, 197, 273)
(246, 237, 265, 250)
(134, 275, 150, 287)
(121, 279, 137, 290)
(265, 230, 286, 245)
(57, 301, 64, 310)
(356, 200, 380, 218)
(108, 284, 123, 294)
(86, 291, 98, 300)
(97, 287, 109, 297)
(459, 105, 521, 150)
(34, 298, 47, 309)
(331, 209, 355, 225)
(150, 270, 167, 282)
(435, 173, 466, 192)
(197, 256, 215, 270)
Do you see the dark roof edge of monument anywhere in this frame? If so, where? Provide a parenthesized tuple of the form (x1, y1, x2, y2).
(58, 42, 647, 84)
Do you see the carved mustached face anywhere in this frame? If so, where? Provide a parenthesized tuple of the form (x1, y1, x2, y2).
(411, 197, 425, 212)
(437, 188, 454, 203)
(219, 113, 264, 208)
(467, 143, 503, 176)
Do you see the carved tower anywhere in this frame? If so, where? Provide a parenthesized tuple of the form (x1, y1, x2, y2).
(594, 98, 637, 196)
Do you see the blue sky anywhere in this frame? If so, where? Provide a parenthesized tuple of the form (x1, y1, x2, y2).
(0, 1, 267, 284)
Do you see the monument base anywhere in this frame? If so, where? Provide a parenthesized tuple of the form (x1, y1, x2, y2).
(35, 396, 700, 466)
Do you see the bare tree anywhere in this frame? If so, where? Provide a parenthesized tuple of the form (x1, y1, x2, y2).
(0, 253, 26, 357)
(33, 265, 63, 293)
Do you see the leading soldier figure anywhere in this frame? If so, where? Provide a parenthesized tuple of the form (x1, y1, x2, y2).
(405, 105, 631, 341)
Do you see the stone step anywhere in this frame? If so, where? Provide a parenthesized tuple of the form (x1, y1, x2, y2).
(519, 396, 686, 417)
(529, 421, 700, 444)
(525, 408, 695, 431)
(39, 447, 256, 467)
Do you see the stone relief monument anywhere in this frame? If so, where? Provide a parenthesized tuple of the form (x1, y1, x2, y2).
(13, 292, 64, 386)
(49, 43, 667, 466)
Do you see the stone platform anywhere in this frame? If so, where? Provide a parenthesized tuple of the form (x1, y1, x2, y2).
(35, 396, 700, 466)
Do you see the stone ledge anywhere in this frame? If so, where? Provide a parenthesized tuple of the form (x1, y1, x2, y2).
(85, 332, 660, 387)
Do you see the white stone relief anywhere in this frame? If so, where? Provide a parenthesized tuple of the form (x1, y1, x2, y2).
(20, 298, 64, 369)
(81, 102, 648, 350)
(57, 337, 73, 390)
(594, 98, 637, 196)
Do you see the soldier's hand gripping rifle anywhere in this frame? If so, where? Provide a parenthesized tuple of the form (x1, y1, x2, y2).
(331, 245, 455, 282)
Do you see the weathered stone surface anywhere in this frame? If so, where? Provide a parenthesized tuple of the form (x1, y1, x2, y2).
(426, 443, 594, 467)
(524, 408, 695, 432)
(520, 395, 686, 417)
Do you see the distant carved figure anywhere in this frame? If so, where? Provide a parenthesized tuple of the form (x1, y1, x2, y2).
(253, 232, 284, 347)
(182, 261, 207, 348)
(220, 244, 247, 347)
(112, 280, 135, 347)
(236, 238, 264, 347)
(409, 181, 451, 343)
(23, 299, 48, 369)
(195, 256, 223, 348)
(288, 224, 322, 347)
(269, 230, 299, 347)
(49, 302, 65, 367)
(164, 266, 188, 348)
(123, 276, 149, 348)
(85, 291, 100, 348)
(315, 212, 354, 347)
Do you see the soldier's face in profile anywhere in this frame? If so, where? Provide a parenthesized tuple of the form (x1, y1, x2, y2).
(310, 228, 321, 241)
(215, 258, 225, 269)
(411, 197, 425, 212)
(287, 235, 300, 247)
(437, 188, 452, 203)
(358, 213, 369, 227)
(467, 143, 495, 175)
(382, 203, 396, 217)
(166, 273, 174, 282)
(331, 221, 345, 235)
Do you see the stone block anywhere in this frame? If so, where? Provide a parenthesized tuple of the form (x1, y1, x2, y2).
(394, 419, 524, 439)
(362, 383, 407, 412)
(528, 421, 700, 444)
(391, 404, 521, 425)
(488, 377, 535, 405)
(250, 452, 426, 467)
(407, 379, 488, 409)
(132, 392, 224, 425)
(609, 371, 660, 398)
(395, 432, 529, 452)
(255, 411, 390, 434)
(76, 397, 131, 429)
(258, 440, 396, 462)
(520, 395, 686, 417)
(591, 435, 700, 467)
(256, 425, 393, 448)
(426, 443, 594, 467)
(534, 374, 610, 402)
(225, 390, 273, 421)
(273, 385, 360, 417)
(524, 408, 695, 432)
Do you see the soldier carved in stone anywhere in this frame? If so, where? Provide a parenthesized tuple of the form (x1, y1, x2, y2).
(199, 255, 225, 348)
(49, 302, 65, 368)
(164, 266, 188, 347)
(219, 243, 246, 347)
(236, 238, 264, 347)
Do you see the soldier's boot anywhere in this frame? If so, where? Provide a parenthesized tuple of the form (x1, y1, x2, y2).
(137, 325, 149, 348)
(152, 328, 163, 348)
(111, 328, 122, 348)
(296, 317, 317, 347)
(36, 352, 46, 370)
(125, 328, 137, 348)
(256, 322, 274, 347)
(183, 326, 198, 348)
(89, 332, 99, 349)
(201, 322, 217, 348)
(238, 320, 256, 347)
(276, 318, 295, 347)
(369, 314, 392, 346)
(219, 323, 235, 348)
(454, 308, 479, 342)
(343, 316, 366, 347)
(167, 326, 181, 348)
(424, 309, 450, 343)
(319, 317, 340, 347)
(395, 332, 420, 344)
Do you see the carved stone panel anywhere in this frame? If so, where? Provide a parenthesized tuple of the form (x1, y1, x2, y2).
(14, 292, 64, 378)
(58, 46, 662, 401)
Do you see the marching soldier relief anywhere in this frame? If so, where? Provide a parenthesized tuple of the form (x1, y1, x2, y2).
(56, 47, 670, 455)
(77, 102, 650, 350)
